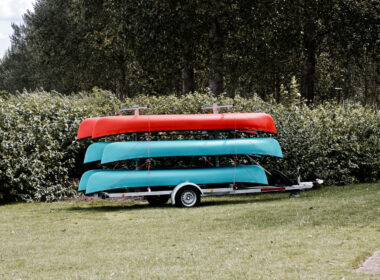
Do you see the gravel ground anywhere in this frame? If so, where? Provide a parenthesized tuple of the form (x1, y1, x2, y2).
(355, 250, 380, 274)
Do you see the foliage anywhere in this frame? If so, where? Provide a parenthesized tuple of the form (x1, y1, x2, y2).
(0, 90, 10, 99)
(0, 89, 119, 202)
(0, 89, 379, 202)
(269, 102, 380, 185)
(0, 0, 378, 104)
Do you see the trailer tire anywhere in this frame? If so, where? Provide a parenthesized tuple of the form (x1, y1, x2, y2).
(146, 195, 170, 206)
(175, 186, 201, 207)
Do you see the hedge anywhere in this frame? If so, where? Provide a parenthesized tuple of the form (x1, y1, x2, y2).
(0, 88, 379, 202)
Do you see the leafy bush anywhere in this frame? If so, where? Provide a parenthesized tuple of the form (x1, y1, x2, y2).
(0, 89, 379, 202)
(0, 90, 10, 99)
(0, 89, 119, 202)
(269, 102, 380, 185)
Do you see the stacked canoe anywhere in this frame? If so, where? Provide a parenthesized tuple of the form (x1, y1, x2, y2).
(77, 112, 282, 195)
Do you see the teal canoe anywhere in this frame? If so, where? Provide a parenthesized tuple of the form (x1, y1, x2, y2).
(84, 138, 283, 164)
(80, 165, 268, 194)
(84, 142, 110, 163)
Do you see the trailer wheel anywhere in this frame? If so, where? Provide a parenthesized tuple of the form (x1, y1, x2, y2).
(146, 195, 170, 206)
(175, 186, 201, 207)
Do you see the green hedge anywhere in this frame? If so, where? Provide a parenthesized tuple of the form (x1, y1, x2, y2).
(0, 89, 379, 202)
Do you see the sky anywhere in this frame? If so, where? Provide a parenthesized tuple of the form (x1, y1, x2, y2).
(0, 0, 35, 57)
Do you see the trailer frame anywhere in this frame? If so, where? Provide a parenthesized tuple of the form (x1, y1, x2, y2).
(90, 179, 323, 207)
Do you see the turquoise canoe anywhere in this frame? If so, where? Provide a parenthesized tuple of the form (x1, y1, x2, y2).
(80, 165, 268, 194)
(84, 138, 282, 164)
(84, 142, 110, 163)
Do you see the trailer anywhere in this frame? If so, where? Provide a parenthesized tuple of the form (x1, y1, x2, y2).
(77, 104, 323, 207)
(88, 177, 323, 207)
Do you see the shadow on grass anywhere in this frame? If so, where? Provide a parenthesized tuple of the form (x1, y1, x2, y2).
(201, 196, 287, 206)
(64, 195, 288, 212)
(65, 203, 156, 212)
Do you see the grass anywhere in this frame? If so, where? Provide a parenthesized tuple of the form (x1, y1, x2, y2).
(0, 183, 379, 280)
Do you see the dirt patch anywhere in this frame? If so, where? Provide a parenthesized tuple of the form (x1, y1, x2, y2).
(355, 250, 380, 274)
(62, 196, 144, 203)
(107, 196, 144, 202)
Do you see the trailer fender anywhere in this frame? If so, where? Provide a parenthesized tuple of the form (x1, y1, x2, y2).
(171, 182, 203, 205)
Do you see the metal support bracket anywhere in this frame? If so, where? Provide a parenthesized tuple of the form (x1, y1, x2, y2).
(201, 103, 233, 114)
(119, 105, 148, 115)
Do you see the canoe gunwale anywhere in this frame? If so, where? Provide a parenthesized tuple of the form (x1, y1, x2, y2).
(82, 153, 280, 163)
(89, 128, 273, 140)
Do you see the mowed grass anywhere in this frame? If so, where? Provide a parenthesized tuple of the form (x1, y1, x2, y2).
(0, 184, 379, 280)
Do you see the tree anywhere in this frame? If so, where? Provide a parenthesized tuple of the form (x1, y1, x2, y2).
(0, 0, 378, 106)
(294, 0, 379, 103)
(0, 24, 35, 92)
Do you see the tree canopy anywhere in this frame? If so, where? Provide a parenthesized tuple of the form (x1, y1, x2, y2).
(0, 0, 378, 105)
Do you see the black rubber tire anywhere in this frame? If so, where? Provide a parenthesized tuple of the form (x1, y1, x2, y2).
(175, 186, 201, 207)
(146, 195, 170, 206)
(267, 170, 293, 186)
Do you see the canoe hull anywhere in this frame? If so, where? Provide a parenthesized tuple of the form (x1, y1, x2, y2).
(84, 138, 283, 164)
(84, 142, 111, 163)
(80, 165, 268, 194)
(76, 113, 277, 139)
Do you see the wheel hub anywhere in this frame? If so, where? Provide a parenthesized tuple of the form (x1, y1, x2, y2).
(181, 190, 196, 207)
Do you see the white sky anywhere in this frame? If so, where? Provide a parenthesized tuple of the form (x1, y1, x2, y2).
(0, 0, 36, 57)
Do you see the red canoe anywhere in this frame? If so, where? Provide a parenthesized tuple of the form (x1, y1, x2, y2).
(76, 113, 277, 139)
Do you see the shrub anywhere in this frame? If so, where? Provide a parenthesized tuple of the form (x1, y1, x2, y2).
(0, 89, 119, 202)
(268, 102, 380, 184)
(0, 89, 378, 202)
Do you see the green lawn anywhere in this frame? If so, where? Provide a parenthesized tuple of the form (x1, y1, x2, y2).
(0, 183, 379, 280)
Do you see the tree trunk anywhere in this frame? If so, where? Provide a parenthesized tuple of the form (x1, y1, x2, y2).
(115, 51, 127, 99)
(181, 47, 194, 94)
(209, 17, 224, 94)
(301, 28, 317, 103)
(301, 45, 316, 102)
(182, 64, 194, 94)
(226, 62, 239, 97)
(273, 70, 280, 103)
(115, 66, 127, 99)
(363, 74, 369, 106)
